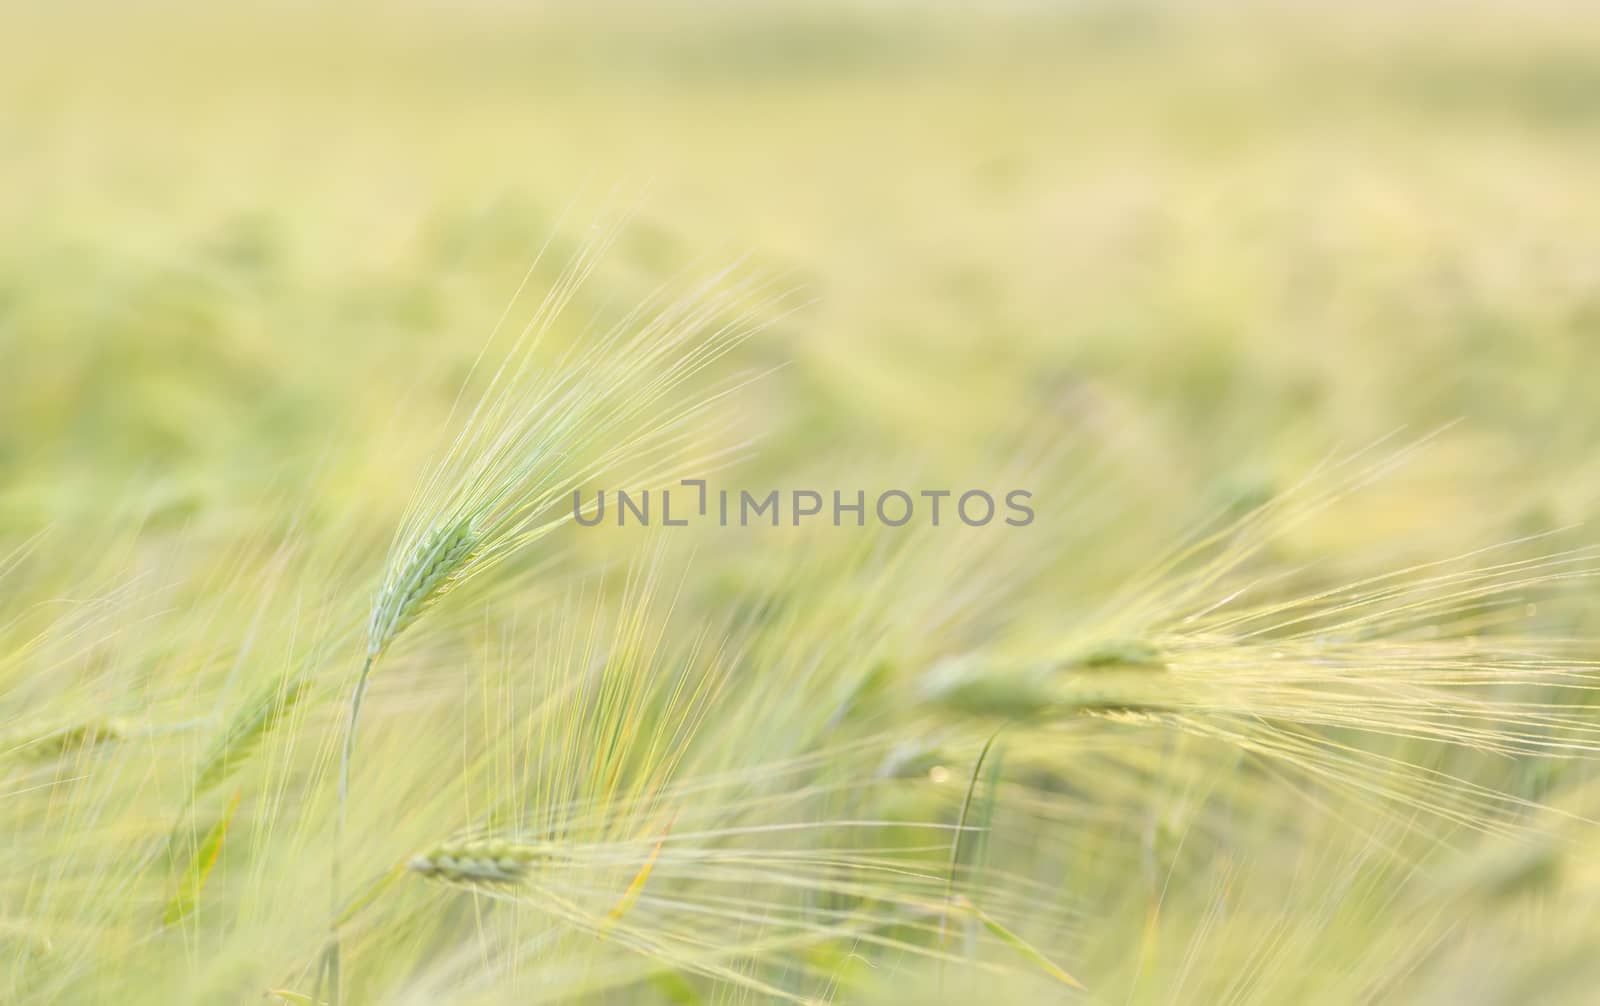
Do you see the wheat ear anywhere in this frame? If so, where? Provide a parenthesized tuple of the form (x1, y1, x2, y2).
(408, 839, 548, 885)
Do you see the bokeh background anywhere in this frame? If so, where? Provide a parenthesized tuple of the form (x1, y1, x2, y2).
(6, 2, 1598, 535)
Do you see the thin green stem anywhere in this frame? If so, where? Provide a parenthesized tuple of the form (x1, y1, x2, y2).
(941, 724, 1007, 990)
(319, 651, 377, 1006)
(947, 727, 1006, 910)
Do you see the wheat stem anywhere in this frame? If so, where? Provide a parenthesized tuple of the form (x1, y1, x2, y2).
(322, 651, 375, 1006)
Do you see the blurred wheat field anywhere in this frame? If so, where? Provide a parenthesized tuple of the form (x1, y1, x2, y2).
(5, 3, 1600, 1003)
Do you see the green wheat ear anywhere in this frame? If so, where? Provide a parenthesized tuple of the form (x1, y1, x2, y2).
(918, 652, 1172, 720)
(1066, 639, 1166, 671)
(10, 716, 130, 760)
(409, 839, 546, 885)
(918, 656, 1062, 720)
(195, 674, 310, 794)
(367, 517, 478, 658)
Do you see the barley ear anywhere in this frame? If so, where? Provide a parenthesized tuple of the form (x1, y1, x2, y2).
(195, 675, 310, 795)
(409, 839, 545, 885)
(367, 517, 479, 658)
(9, 716, 130, 761)
(1066, 639, 1166, 671)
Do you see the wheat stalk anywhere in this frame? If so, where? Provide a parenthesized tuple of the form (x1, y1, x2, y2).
(319, 231, 784, 1002)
